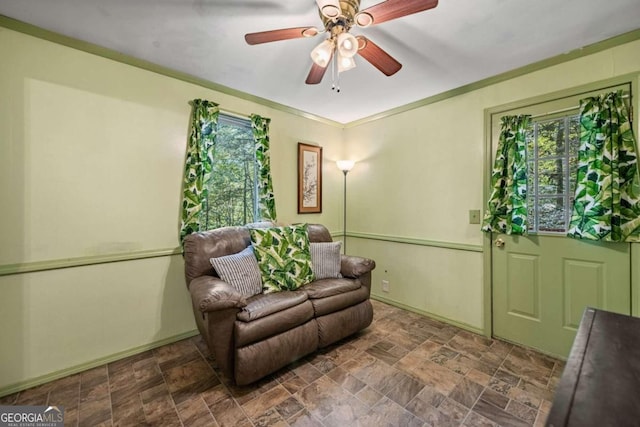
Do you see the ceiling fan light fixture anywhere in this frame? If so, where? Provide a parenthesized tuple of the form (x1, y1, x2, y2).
(337, 53, 356, 73)
(337, 33, 358, 58)
(310, 39, 334, 68)
(354, 12, 373, 28)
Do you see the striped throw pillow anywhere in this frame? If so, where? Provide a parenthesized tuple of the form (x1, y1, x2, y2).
(310, 241, 342, 280)
(209, 246, 263, 297)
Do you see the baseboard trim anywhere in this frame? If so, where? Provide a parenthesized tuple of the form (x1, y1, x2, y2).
(372, 294, 484, 335)
(0, 329, 199, 398)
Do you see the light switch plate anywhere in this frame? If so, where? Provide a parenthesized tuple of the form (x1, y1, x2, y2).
(469, 209, 481, 224)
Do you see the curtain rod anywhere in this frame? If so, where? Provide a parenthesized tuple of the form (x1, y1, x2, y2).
(220, 109, 251, 119)
(530, 94, 630, 119)
(186, 101, 251, 119)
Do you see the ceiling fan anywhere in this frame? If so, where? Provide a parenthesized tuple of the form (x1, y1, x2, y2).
(244, 0, 439, 88)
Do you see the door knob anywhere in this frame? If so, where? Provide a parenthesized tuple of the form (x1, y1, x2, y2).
(494, 238, 505, 248)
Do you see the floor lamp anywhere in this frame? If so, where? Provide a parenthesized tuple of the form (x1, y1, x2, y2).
(336, 160, 355, 253)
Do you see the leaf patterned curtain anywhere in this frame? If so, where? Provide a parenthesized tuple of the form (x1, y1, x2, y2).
(481, 115, 531, 235)
(567, 90, 640, 242)
(179, 99, 219, 242)
(251, 114, 277, 221)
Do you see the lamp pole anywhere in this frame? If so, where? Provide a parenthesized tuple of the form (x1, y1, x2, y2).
(342, 168, 348, 253)
(336, 160, 355, 254)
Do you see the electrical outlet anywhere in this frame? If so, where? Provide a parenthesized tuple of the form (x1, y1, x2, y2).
(382, 280, 390, 292)
(469, 209, 481, 224)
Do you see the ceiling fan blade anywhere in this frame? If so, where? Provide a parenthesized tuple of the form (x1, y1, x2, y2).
(356, 0, 438, 27)
(356, 36, 402, 76)
(245, 27, 318, 45)
(305, 62, 330, 85)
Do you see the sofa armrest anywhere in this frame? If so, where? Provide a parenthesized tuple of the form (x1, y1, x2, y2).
(341, 255, 376, 278)
(189, 276, 247, 313)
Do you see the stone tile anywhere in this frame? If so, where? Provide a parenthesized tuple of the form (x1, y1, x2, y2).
(463, 410, 500, 427)
(449, 378, 485, 408)
(0, 393, 18, 405)
(415, 387, 447, 408)
(294, 376, 343, 420)
(488, 378, 512, 396)
(280, 375, 308, 395)
(508, 385, 542, 409)
(440, 397, 470, 422)
(366, 341, 405, 365)
(494, 368, 520, 386)
(176, 395, 216, 427)
(79, 366, 109, 403)
(430, 346, 460, 365)
(253, 408, 287, 427)
(506, 399, 538, 424)
(355, 385, 383, 407)
(306, 353, 337, 374)
(209, 396, 252, 427)
(275, 396, 304, 420)
(291, 363, 323, 384)
(356, 396, 423, 427)
(479, 388, 509, 410)
(322, 393, 370, 426)
(77, 394, 112, 427)
(397, 358, 463, 396)
(111, 392, 146, 425)
(6, 302, 564, 427)
(241, 385, 290, 420)
(406, 399, 459, 427)
(287, 409, 324, 427)
(326, 366, 366, 394)
(473, 399, 531, 427)
(466, 368, 493, 387)
(384, 374, 425, 407)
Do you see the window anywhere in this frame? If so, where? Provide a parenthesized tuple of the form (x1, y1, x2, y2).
(203, 114, 259, 229)
(526, 114, 580, 233)
(488, 80, 632, 235)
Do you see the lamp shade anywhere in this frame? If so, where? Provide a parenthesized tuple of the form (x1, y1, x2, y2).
(337, 53, 356, 73)
(310, 40, 334, 67)
(336, 160, 355, 172)
(337, 33, 358, 58)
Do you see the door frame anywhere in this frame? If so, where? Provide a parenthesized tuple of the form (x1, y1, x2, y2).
(481, 73, 640, 339)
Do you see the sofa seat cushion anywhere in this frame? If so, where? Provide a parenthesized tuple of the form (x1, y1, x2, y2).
(235, 300, 315, 347)
(310, 285, 370, 317)
(303, 278, 361, 299)
(237, 290, 308, 322)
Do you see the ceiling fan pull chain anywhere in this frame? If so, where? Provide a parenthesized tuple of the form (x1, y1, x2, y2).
(331, 54, 341, 93)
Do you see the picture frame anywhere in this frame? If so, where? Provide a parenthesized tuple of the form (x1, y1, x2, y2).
(298, 142, 322, 214)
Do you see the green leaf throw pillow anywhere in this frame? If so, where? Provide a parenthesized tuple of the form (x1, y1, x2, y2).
(250, 224, 315, 293)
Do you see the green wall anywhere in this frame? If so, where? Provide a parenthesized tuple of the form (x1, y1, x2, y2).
(1, 18, 639, 394)
(0, 26, 344, 394)
(344, 38, 640, 333)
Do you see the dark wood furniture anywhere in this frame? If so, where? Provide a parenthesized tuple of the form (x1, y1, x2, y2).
(546, 307, 640, 427)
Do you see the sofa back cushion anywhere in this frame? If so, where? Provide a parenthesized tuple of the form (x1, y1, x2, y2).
(209, 246, 263, 297)
(183, 222, 332, 287)
(310, 241, 342, 279)
(183, 222, 274, 286)
(250, 224, 315, 293)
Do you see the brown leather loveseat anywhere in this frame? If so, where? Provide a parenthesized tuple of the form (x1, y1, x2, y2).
(183, 223, 375, 385)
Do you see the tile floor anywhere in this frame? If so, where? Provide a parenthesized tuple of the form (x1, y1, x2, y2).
(0, 300, 563, 426)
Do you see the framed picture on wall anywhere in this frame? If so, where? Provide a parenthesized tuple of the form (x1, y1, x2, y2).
(298, 143, 322, 213)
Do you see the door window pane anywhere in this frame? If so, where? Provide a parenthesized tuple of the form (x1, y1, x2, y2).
(528, 115, 579, 234)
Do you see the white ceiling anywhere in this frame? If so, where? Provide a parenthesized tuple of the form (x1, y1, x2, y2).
(1, 0, 639, 124)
